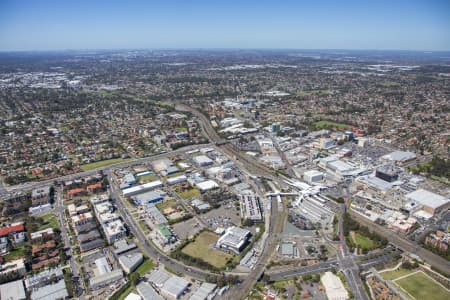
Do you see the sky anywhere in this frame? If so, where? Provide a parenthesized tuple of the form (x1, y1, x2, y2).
(0, 0, 449, 51)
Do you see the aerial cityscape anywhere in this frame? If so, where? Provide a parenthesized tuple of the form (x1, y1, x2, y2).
(0, 1, 449, 300)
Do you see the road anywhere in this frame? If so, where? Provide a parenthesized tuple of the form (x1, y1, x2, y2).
(268, 249, 401, 280)
(0, 143, 212, 197)
(54, 186, 84, 298)
(335, 203, 370, 300)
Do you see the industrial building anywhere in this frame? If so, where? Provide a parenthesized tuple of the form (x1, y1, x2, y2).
(147, 269, 190, 299)
(122, 180, 163, 197)
(216, 226, 251, 254)
(192, 155, 214, 167)
(239, 191, 262, 222)
(133, 190, 166, 205)
(146, 203, 168, 225)
(321, 271, 349, 300)
(89, 257, 124, 290)
(167, 175, 187, 185)
(118, 252, 144, 274)
(29, 279, 69, 300)
(136, 282, 164, 300)
(0, 280, 26, 300)
(195, 180, 219, 192)
(188, 282, 217, 300)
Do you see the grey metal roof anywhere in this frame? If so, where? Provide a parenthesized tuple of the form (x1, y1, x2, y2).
(30, 279, 68, 300)
(136, 282, 164, 300)
(189, 282, 217, 300)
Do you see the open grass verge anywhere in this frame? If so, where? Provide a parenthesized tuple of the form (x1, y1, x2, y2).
(380, 268, 415, 281)
(138, 174, 157, 183)
(313, 120, 350, 130)
(80, 158, 128, 171)
(37, 212, 60, 230)
(350, 231, 378, 250)
(136, 258, 154, 276)
(178, 188, 200, 199)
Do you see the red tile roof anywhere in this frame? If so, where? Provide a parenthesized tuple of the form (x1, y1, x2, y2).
(0, 224, 25, 237)
(87, 182, 102, 190)
(67, 188, 85, 196)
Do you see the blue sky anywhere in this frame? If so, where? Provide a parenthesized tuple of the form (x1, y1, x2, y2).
(0, 0, 449, 51)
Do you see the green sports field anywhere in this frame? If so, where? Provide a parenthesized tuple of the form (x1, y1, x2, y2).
(395, 271, 450, 300)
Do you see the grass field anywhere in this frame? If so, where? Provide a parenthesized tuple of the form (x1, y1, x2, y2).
(135, 259, 154, 276)
(38, 212, 60, 230)
(297, 89, 333, 96)
(156, 199, 179, 211)
(313, 120, 350, 130)
(178, 188, 200, 199)
(381, 268, 415, 281)
(395, 272, 450, 300)
(80, 158, 128, 171)
(350, 231, 378, 250)
(138, 173, 157, 183)
(382, 81, 400, 87)
(182, 231, 234, 269)
(3, 245, 26, 262)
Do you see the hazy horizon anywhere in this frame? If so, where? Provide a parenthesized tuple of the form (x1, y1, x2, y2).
(1, 0, 450, 52)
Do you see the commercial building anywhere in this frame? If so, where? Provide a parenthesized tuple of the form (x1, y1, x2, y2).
(375, 164, 402, 182)
(404, 189, 450, 215)
(239, 191, 262, 222)
(118, 252, 144, 274)
(103, 219, 127, 244)
(91, 197, 127, 244)
(303, 170, 324, 184)
(381, 151, 416, 165)
(0, 280, 26, 300)
(321, 271, 349, 300)
(216, 226, 251, 254)
(320, 138, 335, 149)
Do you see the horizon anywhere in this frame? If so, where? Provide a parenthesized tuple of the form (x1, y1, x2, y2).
(1, 47, 450, 54)
(1, 0, 450, 51)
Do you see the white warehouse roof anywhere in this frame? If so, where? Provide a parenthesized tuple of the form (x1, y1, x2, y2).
(321, 271, 349, 300)
(405, 189, 449, 209)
